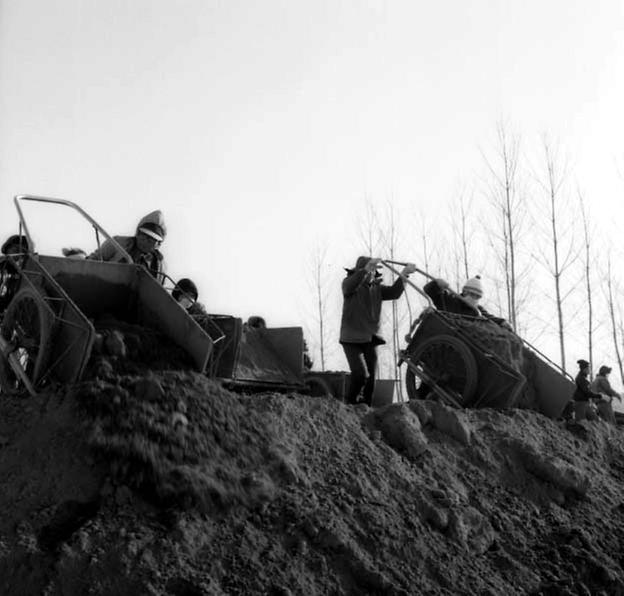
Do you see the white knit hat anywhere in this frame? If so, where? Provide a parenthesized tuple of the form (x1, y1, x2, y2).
(462, 275, 483, 298)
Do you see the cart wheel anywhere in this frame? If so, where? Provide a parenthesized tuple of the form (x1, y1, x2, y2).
(405, 334, 478, 406)
(0, 260, 19, 313)
(0, 287, 54, 395)
(305, 376, 334, 398)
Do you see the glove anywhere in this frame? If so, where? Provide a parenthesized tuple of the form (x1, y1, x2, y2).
(365, 258, 382, 272)
(435, 278, 450, 290)
(400, 263, 417, 276)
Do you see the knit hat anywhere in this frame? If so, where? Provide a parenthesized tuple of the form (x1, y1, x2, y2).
(599, 365, 612, 376)
(138, 222, 165, 242)
(577, 359, 590, 369)
(137, 210, 166, 242)
(462, 275, 483, 298)
(172, 278, 198, 302)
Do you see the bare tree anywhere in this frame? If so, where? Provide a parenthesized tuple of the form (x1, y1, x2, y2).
(606, 258, 624, 385)
(381, 201, 406, 400)
(532, 137, 578, 370)
(448, 187, 475, 289)
(308, 243, 331, 371)
(578, 189, 594, 371)
(481, 122, 527, 331)
(482, 122, 529, 330)
(357, 197, 382, 256)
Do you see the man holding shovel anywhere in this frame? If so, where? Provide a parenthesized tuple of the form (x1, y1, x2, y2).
(339, 256, 416, 406)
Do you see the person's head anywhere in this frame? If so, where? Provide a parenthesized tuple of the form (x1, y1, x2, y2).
(247, 315, 267, 329)
(1, 234, 29, 255)
(135, 211, 166, 254)
(349, 255, 381, 280)
(461, 275, 483, 307)
(599, 365, 612, 377)
(172, 278, 198, 310)
(577, 359, 590, 374)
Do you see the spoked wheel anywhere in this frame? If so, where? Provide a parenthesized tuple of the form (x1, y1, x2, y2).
(0, 260, 19, 312)
(405, 334, 477, 406)
(0, 287, 54, 395)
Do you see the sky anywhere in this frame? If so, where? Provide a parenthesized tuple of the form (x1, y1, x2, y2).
(1, 0, 624, 380)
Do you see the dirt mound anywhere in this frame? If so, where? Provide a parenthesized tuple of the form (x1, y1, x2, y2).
(2, 370, 624, 594)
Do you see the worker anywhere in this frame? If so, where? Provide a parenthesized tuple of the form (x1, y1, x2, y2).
(0, 234, 30, 310)
(246, 316, 267, 329)
(339, 256, 416, 406)
(423, 275, 512, 329)
(573, 359, 601, 421)
(87, 210, 166, 283)
(590, 365, 621, 425)
(1, 234, 29, 255)
(173, 277, 198, 309)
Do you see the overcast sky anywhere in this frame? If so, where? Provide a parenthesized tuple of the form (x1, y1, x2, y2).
(1, 0, 623, 374)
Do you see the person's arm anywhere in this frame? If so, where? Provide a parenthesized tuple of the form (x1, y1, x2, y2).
(87, 238, 118, 261)
(578, 376, 601, 400)
(380, 263, 416, 301)
(381, 277, 405, 300)
(478, 306, 513, 330)
(599, 377, 620, 398)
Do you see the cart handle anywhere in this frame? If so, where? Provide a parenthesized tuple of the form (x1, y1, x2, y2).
(13, 195, 133, 264)
(380, 260, 434, 308)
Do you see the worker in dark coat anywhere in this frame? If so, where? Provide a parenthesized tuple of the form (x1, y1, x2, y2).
(573, 359, 601, 421)
(340, 256, 416, 406)
(88, 210, 166, 283)
(423, 275, 512, 329)
(590, 365, 621, 425)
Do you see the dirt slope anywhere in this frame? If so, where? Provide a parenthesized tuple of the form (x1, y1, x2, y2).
(1, 369, 624, 595)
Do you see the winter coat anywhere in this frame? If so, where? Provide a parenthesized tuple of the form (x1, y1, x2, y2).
(590, 374, 619, 402)
(339, 268, 404, 344)
(423, 279, 509, 327)
(573, 371, 601, 402)
(87, 211, 166, 283)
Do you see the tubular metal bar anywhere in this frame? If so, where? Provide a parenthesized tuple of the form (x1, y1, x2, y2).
(380, 260, 434, 308)
(517, 336, 574, 381)
(383, 260, 435, 282)
(401, 353, 462, 409)
(13, 195, 133, 264)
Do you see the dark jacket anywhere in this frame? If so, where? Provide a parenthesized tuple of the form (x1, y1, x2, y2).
(573, 371, 601, 402)
(423, 279, 508, 326)
(339, 268, 404, 344)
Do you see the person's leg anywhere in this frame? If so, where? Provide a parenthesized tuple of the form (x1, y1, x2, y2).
(574, 401, 587, 421)
(597, 400, 616, 425)
(361, 344, 378, 406)
(342, 343, 367, 404)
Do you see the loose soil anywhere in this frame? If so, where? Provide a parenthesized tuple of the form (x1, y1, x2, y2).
(2, 330, 624, 595)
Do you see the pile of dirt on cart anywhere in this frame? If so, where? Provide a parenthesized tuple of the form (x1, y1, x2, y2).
(3, 365, 624, 595)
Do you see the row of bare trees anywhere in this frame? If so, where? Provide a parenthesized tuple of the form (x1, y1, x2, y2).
(304, 123, 624, 390)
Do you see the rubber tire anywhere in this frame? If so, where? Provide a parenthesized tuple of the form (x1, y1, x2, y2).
(0, 287, 54, 395)
(404, 334, 478, 406)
